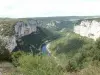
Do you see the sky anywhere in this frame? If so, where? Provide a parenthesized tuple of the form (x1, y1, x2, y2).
(0, 0, 100, 18)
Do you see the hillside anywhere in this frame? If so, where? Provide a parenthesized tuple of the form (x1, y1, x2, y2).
(0, 17, 79, 53)
(0, 17, 100, 75)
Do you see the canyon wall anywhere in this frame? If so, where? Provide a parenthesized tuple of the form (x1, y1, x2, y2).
(0, 20, 37, 52)
(74, 20, 100, 40)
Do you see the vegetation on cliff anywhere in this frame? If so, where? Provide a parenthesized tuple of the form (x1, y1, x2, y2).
(0, 19, 17, 36)
(0, 38, 11, 60)
(1, 17, 100, 75)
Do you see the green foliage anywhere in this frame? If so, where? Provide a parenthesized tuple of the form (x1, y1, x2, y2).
(0, 38, 10, 60)
(11, 32, 100, 74)
(16, 55, 64, 75)
(1, 17, 100, 74)
(66, 60, 78, 72)
(11, 51, 25, 66)
(49, 32, 97, 72)
(50, 32, 86, 54)
(95, 38, 100, 49)
(0, 20, 17, 36)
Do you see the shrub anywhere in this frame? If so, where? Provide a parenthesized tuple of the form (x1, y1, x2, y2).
(0, 38, 10, 60)
(17, 55, 64, 75)
(11, 51, 25, 66)
(95, 38, 100, 49)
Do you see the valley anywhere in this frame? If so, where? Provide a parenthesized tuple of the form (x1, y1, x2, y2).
(0, 16, 100, 75)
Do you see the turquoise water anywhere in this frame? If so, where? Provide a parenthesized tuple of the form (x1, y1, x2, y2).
(41, 44, 50, 56)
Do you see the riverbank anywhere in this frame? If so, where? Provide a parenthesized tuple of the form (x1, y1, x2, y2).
(46, 43, 61, 66)
(46, 43, 51, 54)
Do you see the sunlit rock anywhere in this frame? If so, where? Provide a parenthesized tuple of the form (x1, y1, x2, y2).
(74, 20, 100, 40)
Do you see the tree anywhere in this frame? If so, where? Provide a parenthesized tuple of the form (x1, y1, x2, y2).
(95, 38, 100, 49)
(0, 38, 10, 60)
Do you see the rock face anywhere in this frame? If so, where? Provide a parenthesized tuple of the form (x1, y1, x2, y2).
(0, 36, 17, 52)
(74, 20, 100, 40)
(15, 21, 37, 38)
(1, 20, 37, 52)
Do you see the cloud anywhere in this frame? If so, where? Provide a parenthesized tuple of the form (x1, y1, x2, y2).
(0, 0, 100, 17)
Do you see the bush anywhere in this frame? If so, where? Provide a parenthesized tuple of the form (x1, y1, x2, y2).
(0, 38, 11, 60)
(66, 60, 78, 72)
(11, 51, 25, 66)
(95, 38, 100, 49)
(17, 55, 64, 75)
(49, 32, 98, 72)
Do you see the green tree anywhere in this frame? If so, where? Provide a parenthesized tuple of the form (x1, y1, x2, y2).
(0, 38, 10, 60)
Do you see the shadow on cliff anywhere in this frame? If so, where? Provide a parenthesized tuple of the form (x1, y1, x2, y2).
(13, 27, 46, 54)
(13, 27, 59, 55)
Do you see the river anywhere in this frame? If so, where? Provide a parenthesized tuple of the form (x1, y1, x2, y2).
(41, 43, 51, 56)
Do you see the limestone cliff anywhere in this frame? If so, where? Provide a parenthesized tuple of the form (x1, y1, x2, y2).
(74, 20, 100, 40)
(15, 21, 37, 38)
(0, 20, 37, 52)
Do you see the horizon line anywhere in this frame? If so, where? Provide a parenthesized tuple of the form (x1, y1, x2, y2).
(0, 15, 100, 18)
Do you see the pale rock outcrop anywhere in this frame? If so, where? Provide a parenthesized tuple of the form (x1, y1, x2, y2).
(1, 20, 37, 52)
(15, 21, 37, 38)
(46, 21, 56, 28)
(0, 36, 17, 52)
(74, 20, 100, 40)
